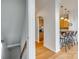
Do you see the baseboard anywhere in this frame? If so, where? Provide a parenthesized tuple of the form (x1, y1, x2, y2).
(55, 49, 60, 53)
(7, 43, 20, 48)
(44, 44, 60, 53)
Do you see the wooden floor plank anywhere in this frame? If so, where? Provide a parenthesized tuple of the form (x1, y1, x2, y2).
(36, 42, 78, 59)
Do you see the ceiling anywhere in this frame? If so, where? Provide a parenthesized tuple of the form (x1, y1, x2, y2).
(60, 0, 78, 19)
(36, 0, 78, 16)
(60, 0, 77, 10)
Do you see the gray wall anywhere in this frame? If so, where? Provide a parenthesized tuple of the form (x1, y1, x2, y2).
(1, 46, 20, 59)
(1, 0, 26, 45)
(1, 46, 10, 59)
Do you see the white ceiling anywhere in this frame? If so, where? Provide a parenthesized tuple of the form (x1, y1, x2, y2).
(35, 0, 49, 14)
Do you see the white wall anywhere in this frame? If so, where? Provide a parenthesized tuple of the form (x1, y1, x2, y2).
(55, 0, 60, 52)
(1, 0, 26, 45)
(44, 0, 56, 51)
(36, 0, 60, 52)
(35, 17, 39, 42)
(69, 8, 78, 30)
(36, 0, 55, 51)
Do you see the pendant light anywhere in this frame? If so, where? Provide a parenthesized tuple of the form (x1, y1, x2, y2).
(64, 8, 68, 21)
(60, 5, 64, 20)
(67, 11, 70, 22)
(60, 5, 70, 22)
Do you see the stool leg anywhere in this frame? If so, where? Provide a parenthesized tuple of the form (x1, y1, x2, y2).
(68, 43, 70, 49)
(65, 44, 67, 52)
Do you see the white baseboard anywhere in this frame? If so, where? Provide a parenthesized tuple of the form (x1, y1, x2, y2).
(55, 49, 60, 53)
(44, 44, 60, 53)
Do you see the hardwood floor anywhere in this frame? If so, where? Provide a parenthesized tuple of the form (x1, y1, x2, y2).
(49, 45, 78, 59)
(36, 42, 78, 59)
(36, 42, 55, 59)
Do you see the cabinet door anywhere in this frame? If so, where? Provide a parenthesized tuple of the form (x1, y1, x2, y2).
(39, 32, 44, 41)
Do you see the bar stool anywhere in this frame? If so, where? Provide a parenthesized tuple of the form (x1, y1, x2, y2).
(66, 31, 74, 48)
(72, 31, 78, 45)
(60, 32, 69, 52)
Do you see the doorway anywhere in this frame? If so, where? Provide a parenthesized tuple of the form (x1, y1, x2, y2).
(36, 16, 44, 47)
(35, 16, 44, 50)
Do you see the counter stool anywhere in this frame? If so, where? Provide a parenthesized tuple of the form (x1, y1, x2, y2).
(60, 32, 69, 52)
